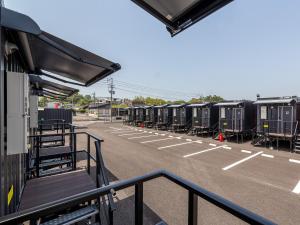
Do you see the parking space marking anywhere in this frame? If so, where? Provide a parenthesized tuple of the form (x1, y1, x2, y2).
(141, 137, 178, 144)
(261, 154, 274, 159)
(155, 133, 159, 135)
(118, 132, 146, 136)
(183, 145, 226, 158)
(222, 151, 263, 171)
(177, 137, 182, 139)
(169, 135, 173, 138)
(161, 134, 166, 136)
(209, 143, 217, 147)
(223, 146, 232, 150)
(241, 150, 252, 154)
(111, 130, 134, 133)
(148, 132, 153, 134)
(128, 135, 158, 139)
(158, 141, 196, 150)
(186, 139, 192, 142)
(289, 159, 300, 164)
(292, 180, 300, 194)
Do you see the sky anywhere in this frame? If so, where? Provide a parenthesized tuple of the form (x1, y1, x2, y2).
(5, 0, 300, 101)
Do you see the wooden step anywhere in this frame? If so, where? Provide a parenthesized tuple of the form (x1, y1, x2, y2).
(39, 159, 72, 169)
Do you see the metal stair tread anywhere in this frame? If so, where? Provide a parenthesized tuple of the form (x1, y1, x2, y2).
(39, 159, 72, 168)
(40, 167, 73, 177)
(40, 205, 99, 225)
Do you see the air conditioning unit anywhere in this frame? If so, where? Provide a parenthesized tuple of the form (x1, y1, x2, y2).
(7, 72, 29, 155)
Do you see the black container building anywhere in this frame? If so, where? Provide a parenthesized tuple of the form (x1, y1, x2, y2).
(188, 103, 219, 136)
(144, 106, 157, 128)
(167, 104, 192, 132)
(154, 104, 172, 130)
(215, 100, 256, 143)
(253, 96, 300, 150)
(124, 107, 135, 125)
(134, 106, 145, 126)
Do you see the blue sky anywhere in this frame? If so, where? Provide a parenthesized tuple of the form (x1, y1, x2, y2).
(6, 0, 300, 101)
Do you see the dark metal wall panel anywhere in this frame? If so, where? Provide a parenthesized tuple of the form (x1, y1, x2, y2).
(0, 30, 27, 215)
(38, 108, 73, 125)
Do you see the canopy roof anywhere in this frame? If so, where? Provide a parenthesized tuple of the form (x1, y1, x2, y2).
(254, 97, 299, 105)
(215, 101, 244, 107)
(154, 104, 169, 108)
(1, 7, 121, 86)
(29, 75, 78, 98)
(187, 103, 210, 107)
(131, 0, 233, 36)
(168, 104, 187, 108)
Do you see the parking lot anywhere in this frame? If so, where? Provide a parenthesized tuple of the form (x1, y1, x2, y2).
(78, 121, 300, 225)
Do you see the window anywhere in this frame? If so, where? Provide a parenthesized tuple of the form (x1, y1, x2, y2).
(220, 107, 226, 119)
(260, 106, 267, 120)
(173, 108, 177, 116)
(193, 108, 197, 117)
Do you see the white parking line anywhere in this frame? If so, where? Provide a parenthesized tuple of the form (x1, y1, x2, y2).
(169, 136, 173, 138)
(183, 146, 226, 158)
(186, 139, 193, 142)
(222, 151, 263, 171)
(177, 137, 182, 139)
(289, 159, 300, 164)
(261, 154, 274, 159)
(209, 143, 217, 147)
(158, 141, 196, 150)
(160, 134, 166, 136)
(111, 130, 134, 134)
(148, 132, 153, 134)
(241, 150, 252, 154)
(155, 133, 159, 135)
(292, 180, 300, 194)
(223, 146, 232, 150)
(141, 137, 177, 144)
(118, 132, 145, 136)
(128, 135, 158, 139)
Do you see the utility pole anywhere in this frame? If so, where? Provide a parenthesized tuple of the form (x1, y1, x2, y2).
(107, 78, 115, 122)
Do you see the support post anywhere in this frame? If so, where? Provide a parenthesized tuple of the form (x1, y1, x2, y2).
(135, 182, 143, 225)
(87, 135, 90, 174)
(188, 191, 198, 225)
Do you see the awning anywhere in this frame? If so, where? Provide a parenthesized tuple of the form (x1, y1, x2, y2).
(1, 7, 121, 86)
(29, 75, 78, 97)
(215, 101, 243, 106)
(131, 0, 233, 36)
(154, 104, 169, 108)
(168, 104, 187, 108)
(254, 97, 298, 105)
(187, 103, 210, 107)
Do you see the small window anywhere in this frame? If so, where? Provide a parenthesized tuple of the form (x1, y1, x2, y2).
(193, 108, 197, 117)
(146, 109, 149, 115)
(136, 109, 139, 115)
(260, 106, 267, 120)
(220, 107, 226, 119)
(173, 109, 177, 116)
(158, 110, 161, 116)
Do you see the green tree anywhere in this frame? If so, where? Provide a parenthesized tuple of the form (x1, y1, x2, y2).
(132, 96, 146, 105)
(145, 97, 167, 106)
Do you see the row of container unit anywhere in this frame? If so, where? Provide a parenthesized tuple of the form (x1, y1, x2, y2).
(124, 97, 300, 151)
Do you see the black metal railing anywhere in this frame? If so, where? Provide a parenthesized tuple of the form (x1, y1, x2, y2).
(28, 131, 116, 224)
(257, 120, 296, 137)
(0, 169, 276, 225)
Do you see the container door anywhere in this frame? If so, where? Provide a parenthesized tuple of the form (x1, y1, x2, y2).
(181, 108, 186, 125)
(193, 108, 201, 127)
(202, 108, 210, 128)
(282, 106, 293, 135)
(268, 106, 278, 133)
(226, 108, 233, 130)
(234, 108, 243, 131)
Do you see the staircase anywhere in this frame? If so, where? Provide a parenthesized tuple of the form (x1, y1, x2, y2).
(252, 134, 266, 146)
(294, 135, 300, 153)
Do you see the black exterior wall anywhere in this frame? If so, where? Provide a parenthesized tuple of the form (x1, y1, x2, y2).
(191, 104, 219, 129)
(0, 27, 27, 216)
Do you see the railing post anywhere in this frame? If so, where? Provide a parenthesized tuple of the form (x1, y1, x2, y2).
(36, 136, 40, 178)
(188, 191, 198, 225)
(135, 182, 143, 225)
(73, 133, 77, 170)
(87, 135, 91, 175)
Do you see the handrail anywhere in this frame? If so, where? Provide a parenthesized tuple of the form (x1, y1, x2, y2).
(0, 170, 276, 225)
